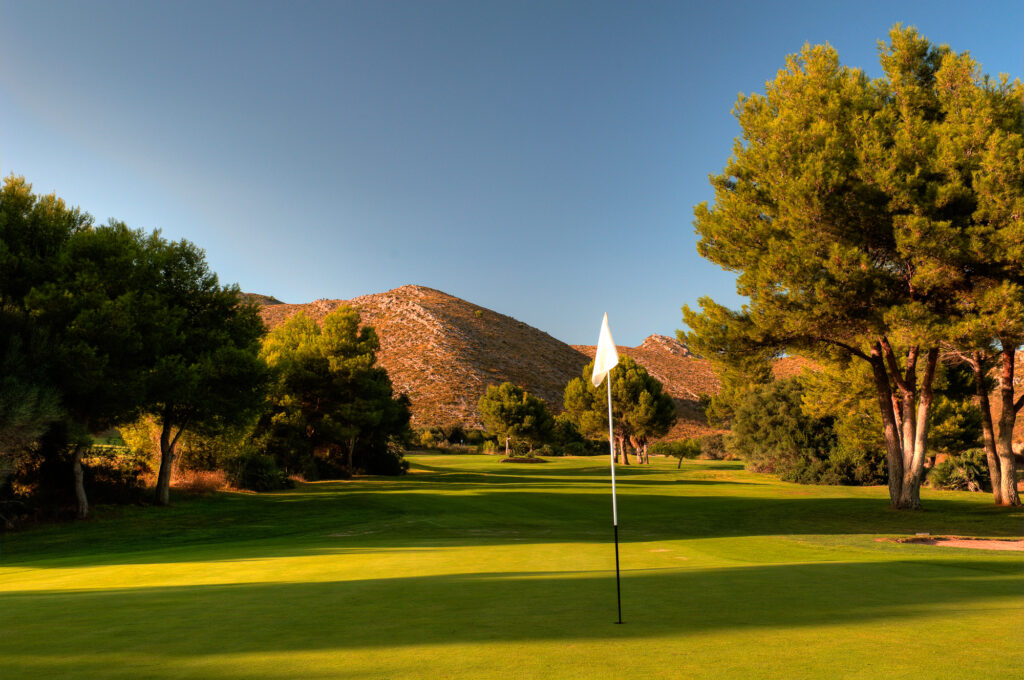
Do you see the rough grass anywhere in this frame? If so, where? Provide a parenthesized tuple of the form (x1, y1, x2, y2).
(1, 455, 1021, 679)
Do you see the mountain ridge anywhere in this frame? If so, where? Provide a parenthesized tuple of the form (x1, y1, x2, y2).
(256, 286, 1022, 448)
(256, 285, 725, 437)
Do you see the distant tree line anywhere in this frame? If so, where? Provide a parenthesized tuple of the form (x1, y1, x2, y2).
(683, 26, 1023, 508)
(471, 356, 678, 463)
(0, 176, 410, 526)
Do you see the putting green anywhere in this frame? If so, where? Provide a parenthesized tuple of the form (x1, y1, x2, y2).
(2, 455, 1021, 678)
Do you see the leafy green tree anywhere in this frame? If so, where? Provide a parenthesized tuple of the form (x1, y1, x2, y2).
(551, 413, 584, 451)
(681, 299, 775, 427)
(0, 323, 62, 459)
(257, 307, 410, 477)
(730, 379, 838, 483)
(562, 357, 676, 465)
(477, 382, 553, 456)
(28, 222, 163, 517)
(0, 175, 92, 309)
(800, 360, 888, 485)
(685, 26, 1021, 508)
(2, 177, 172, 517)
(0, 323, 63, 526)
(623, 387, 677, 465)
(139, 234, 268, 505)
(650, 439, 701, 468)
(923, 37, 1024, 505)
(0, 176, 86, 473)
(1, 175, 270, 515)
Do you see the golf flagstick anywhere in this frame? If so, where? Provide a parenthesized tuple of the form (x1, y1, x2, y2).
(591, 313, 622, 624)
(608, 370, 622, 624)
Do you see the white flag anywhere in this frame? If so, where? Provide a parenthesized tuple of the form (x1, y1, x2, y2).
(591, 313, 620, 388)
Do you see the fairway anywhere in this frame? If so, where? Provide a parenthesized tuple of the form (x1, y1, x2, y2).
(2, 455, 1022, 679)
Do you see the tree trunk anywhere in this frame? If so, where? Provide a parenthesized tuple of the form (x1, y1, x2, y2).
(72, 445, 88, 519)
(891, 345, 919, 485)
(899, 348, 938, 510)
(617, 436, 630, 465)
(970, 352, 1003, 505)
(994, 347, 1021, 506)
(879, 341, 940, 510)
(347, 436, 356, 474)
(869, 343, 904, 507)
(629, 436, 648, 464)
(504, 436, 509, 457)
(156, 415, 187, 507)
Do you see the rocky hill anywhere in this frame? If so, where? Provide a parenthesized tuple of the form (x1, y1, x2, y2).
(573, 335, 721, 439)
(259, 286, 591, 428)
(256, 289, 1020, 452)
(241, 293, 284, 306)
(255, 286, 824, 439)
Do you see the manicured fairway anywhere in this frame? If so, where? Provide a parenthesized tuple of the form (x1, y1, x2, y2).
(2, 455, 1022, 679)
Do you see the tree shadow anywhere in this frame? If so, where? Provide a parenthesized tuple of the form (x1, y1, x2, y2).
(4, 457, 1020, 569)
(4, 485, 1020, 570)
(4, 558, 1021, 679)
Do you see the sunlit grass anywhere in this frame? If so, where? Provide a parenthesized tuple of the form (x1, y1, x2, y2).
(1, 455, 1021, 679)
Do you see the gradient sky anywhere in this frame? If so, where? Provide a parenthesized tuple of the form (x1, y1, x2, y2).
(2, 1, 1021, 345)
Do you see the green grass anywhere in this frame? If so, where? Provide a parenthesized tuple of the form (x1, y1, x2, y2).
(2, 455, 1022, 679)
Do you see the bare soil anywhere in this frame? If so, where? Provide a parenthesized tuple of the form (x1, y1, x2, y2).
(880, 535, 1023, 551)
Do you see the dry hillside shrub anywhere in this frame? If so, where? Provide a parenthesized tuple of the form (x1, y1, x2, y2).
(171, 469, 229, 494)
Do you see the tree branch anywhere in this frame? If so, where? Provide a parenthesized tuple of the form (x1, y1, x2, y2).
(818, 338, 871, 361)
(170, 419, 189, 450)
(879, 336, 913, 394)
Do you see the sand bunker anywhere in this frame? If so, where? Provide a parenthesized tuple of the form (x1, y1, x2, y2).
(883, 535, 1023, 551)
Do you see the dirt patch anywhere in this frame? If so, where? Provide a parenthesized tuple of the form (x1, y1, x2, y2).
(878, 535, 1023, 551)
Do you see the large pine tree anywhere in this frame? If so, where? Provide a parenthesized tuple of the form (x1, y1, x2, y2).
(686, 27, 1023, 508)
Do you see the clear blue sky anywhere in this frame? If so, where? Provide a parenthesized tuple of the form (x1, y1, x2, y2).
(2, 1, 1021, 345)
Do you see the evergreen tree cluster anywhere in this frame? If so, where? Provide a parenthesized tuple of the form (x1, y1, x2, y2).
(0, 176, 410, 525)
(684, 26, 1023, 508)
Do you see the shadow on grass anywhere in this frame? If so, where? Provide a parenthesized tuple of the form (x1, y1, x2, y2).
(4, 559, 1021, 676)
(4, 457, 1021, 569)
(4, 486, 1021, 570)
(404, 461, 750, 487)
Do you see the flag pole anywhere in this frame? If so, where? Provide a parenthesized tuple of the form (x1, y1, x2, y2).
(608, 371, 622, 624)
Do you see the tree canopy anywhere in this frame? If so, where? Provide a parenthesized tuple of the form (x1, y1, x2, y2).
(140, 235, 268, 505)
(257, 307, 410, 477)
(562, 356, 676, 464)
(477, 382, 553, 456)
(685, 26, 1023, 508)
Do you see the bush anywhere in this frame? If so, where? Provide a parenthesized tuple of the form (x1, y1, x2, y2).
(479, 440, 499, 454)
(417, 428, 439, 449)
(225, 450, 292, 492)
(171, 469, 228, 494)
(730, 379, 839, 483)
(650, 439, 701, 467)
(556, 441, 582, 456)
(175, 433, 227, 472)
(81, 445, 151, 504)
(299, 454, 351, 481)
(509, 440, 531, 457)
(561, 439, 610, 456)
(119, 415, 246, 473)
(356, 440, 410, 476)
(698, 434, 729, 460)
(464, 429, 488, 446)
(929, 450, 990, 492)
